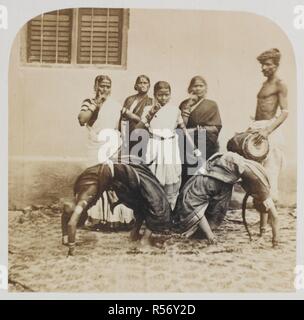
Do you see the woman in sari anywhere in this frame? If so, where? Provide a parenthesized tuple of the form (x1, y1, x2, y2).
(119, 75, 153, 135)
(139, 81, 183, 209)
(179, 76, 222, 188)
(78, 75, 134, 231)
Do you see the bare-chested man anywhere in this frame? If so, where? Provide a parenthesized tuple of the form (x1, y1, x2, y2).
(247, 48, 288, 236)
(249, 48, 288, 203)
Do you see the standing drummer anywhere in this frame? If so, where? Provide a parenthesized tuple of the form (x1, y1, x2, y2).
(248, 48, 288, 203)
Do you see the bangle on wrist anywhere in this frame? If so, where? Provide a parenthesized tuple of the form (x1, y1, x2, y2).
(265, 127, 271, 135)
(142, 120, 149, 128)
(88, 105, 97, 113)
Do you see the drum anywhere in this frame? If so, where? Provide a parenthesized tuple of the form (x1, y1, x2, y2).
(227, 131, 269, 162)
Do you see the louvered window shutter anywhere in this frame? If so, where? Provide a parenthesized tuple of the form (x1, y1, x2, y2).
(27, 9, 73, 64)
(77, 8, 123, 65)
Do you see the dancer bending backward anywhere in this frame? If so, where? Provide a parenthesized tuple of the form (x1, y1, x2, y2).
(171, 151, 279, 247)
(61, 156, 172, 256)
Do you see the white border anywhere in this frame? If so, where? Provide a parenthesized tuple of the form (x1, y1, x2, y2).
(1, 0, 303, 300)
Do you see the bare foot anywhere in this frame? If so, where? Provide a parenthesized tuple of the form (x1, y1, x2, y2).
(67, 246, 75, 257)
(151, 238, 164, 249)
(62, 235, 69, 246)
(272, 240, 279, 248)
(259, 227, 267, 237)
(140, 236, 164, 249)
(253, 237, 266, 246)
(207, 236, 218, 246)
(129, 228, 142, 241)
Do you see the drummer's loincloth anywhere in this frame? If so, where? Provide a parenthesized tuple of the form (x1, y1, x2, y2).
(248, 118, 285, 200)
(249, 119, 284, 149)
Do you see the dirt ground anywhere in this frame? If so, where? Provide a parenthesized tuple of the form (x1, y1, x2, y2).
(8, 204, 296, 293)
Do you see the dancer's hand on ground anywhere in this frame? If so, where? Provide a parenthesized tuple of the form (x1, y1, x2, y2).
(67, 244, 76, 257)
(272, 239, 279, 248)
(207, 236, 218, 245)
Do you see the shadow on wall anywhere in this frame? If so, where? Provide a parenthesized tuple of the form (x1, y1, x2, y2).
(9, 158, 297, 210)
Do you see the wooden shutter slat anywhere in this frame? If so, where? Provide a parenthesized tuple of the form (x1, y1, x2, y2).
(29, 41, 41, 46)
(80, 32, 91, 37)
(80, 48, 92, 52)
(81, 16, 106, 22)
(31, 36, 44, 40)
(57, 27, 71, 32)
(42, 27, 57, 32)
(29, 51, 41, 56)
(92, 59, 106, 64)
(92, 43, 107, 47)
(43, 15, 58, 21)
(92, 55, 106, 59)
(91, 48, 106, 52)
(108, 43, 118, 48)
(39, 36, 70, 41)
(91, 36, 107, 40)
(42, 57, 56, 61)
(30, 45, 43, 50)
(79, 38, 93, 43)
(30, 26, 42, 31)
(42, 47, 57, 51)
(78, 58, 90, 62)
(92, 22, 107, 27)
(91, 32, 107, 36)
(30, 21, 42, 27)
(40, 31, 56, 36)
(29, 30, 42, 34)
(29, 58, 40, 62)
(81, 27, 108, 32)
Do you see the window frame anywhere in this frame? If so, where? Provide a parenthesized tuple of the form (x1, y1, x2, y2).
(26, 9, 73, 64)
(20, 8, 129, 69)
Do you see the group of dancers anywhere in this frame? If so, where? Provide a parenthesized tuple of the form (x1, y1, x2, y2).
(61, 48, 287, 255)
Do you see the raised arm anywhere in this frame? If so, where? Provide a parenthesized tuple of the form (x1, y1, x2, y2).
(78, 99, 98, 126)
(122, 108, 142, 123)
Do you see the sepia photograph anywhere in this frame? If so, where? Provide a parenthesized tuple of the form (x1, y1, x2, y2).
(8, 7, 297, 292)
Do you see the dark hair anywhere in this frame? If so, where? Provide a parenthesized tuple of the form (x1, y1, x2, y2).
(257, 48, 281, 66)
(153, 81, 171, 95)
(94, 75, 112, 92)
(187, 76, 208, 94)
(134, 75, 150, 91)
